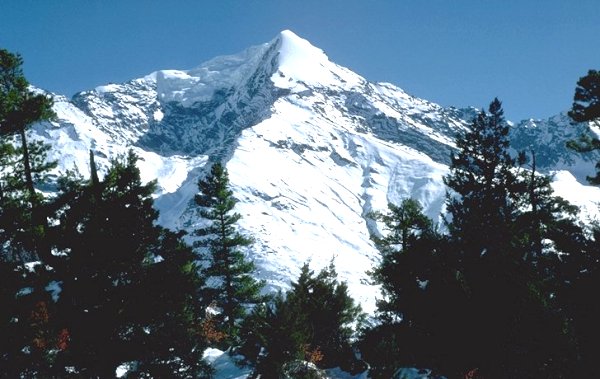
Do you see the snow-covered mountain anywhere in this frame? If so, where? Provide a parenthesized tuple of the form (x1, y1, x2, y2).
(31, 30, 600, 313)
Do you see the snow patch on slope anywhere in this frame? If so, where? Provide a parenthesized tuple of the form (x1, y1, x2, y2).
(33, 95, 205, 197)
(219, 94, 449, 313)
(153, 41, 273, 106)
(551, 170, 600, 223)
(203, 348, 252, 379)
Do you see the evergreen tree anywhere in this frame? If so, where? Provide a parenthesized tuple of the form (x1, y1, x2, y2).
(0, 48, 56, 264)
(0, 49, 60, 378)
(567, 69, 600, 184)
(563, 69, 600, 376)
(369, 199, 438, 322)
(443, 99, 577, 377)
(244, 263, 363, 377)
(0, 140, 25, 259)
(556, 225, 600, 377)
(52, 151, 209, 378)
(194, 162, 263, 343)
(0, 140, 56, 263)
(362, 100, 582, 378)
(569, 69, 600, 123)
(242, 293, 308, 378)
(512, 150, 582, 266)
(370, 199, 433, 256)
(444, 98, 517, 258)
(132, 229, 209, 378)
(0, 49, 55, 263)
(286, 263, 362, 369)
(362, 199, 467, 378)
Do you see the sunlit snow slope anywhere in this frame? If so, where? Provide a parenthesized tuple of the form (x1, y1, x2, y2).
(31, 30, 600, 313)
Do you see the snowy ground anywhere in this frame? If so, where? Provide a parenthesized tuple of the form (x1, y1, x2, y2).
(204, 348, 374, 379)
(203, 349, 253, 379)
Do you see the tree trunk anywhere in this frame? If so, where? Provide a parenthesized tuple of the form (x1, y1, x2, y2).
(19, 127, 35, 203)
(220, 210, 235, 333)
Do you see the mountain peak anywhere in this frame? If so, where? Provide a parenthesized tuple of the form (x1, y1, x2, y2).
(271, 29, 363, 91)
(144, 30, 364, 105)
(276, 29, 327, 64)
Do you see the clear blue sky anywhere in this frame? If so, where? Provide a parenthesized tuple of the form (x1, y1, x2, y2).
(1, 0, 598, 121)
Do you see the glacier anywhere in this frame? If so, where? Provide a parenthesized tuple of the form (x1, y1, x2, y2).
(30, 30, 600, 314)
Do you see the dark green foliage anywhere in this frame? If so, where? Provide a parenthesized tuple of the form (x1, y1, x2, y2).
(285, 263, 363, 369)
(0, 271, 58, 378)
(444, 98, 517, 257)
(0, 49, 55, 264)
(243, 263, 363, 377)
(569, 69, 600, 123)
(0, 50, 54, 137)
(562, 71, 600, 376)
(359, 322, 435, 379)
(242, 293, 308, 378)
(0, 258, 30, 377)
(512, 151, 582, 264)
(442, 100, 579, 377)
(0, 259, 19, 367)
(369, 199, 440, 322)
(567, 134, 600, 185)
(195, 162, 264, 342)
(568, 69, 600, 184)
(132, 230, 209, 378)
(363, 200, 469, 378)
(0, 140, 28, 258)
(370, 198, 433, 256)
(363, 99, 584, 378)
(0, 49, 56, 263)
(0, 140, 56, 264)
(0, 49, 60, 378)
(52, 151, 209, 378)
(556, 225, 600, 377)
(1, 48, 209, 377)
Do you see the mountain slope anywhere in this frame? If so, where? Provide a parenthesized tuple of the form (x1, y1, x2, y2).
(30, 30, 600, 312)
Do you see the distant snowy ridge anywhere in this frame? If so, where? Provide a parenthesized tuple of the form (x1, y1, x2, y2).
(30, 30, 600, 314)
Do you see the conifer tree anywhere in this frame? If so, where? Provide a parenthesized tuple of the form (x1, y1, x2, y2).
(564, 69, 600, 376)
(512, 150, 582, 266)
(245, 263, 363, 377)
(286, 263, 362, 369)
(443, 99, 576, 377)
(242, 292, 307, 377)
(0, 49, 56, 264)
(0, 49, 55, 263)
(362, 100, 582, 378)
(556, 226, 600, 377)
(444, 98, 517, 258)
(363, 199, 465, 378)
(370, 199, 433, 256)
(567, 70, 600, 184)
(0, 49, 60, 377)
(194, 162, 263, 342)
(369, 199, 438, 321)
(569, 69, 600, 123)
(52, 151, 209, 377)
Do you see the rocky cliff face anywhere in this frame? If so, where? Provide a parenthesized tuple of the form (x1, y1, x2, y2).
(30, 30, 600, 312)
